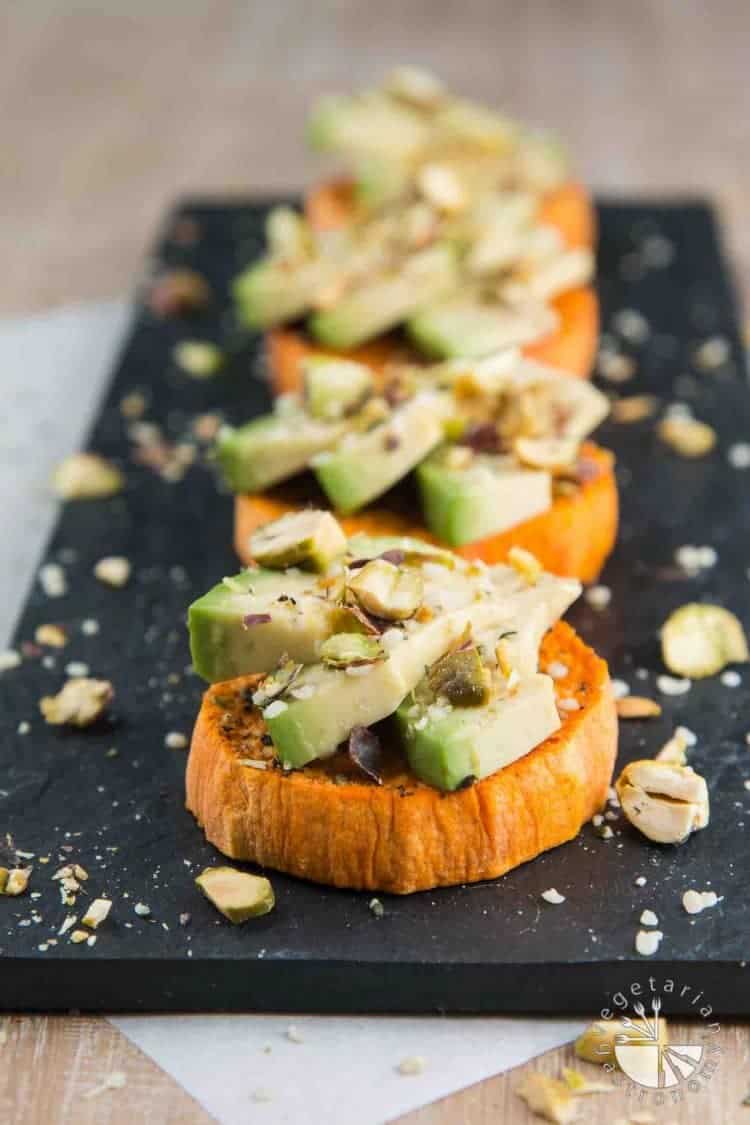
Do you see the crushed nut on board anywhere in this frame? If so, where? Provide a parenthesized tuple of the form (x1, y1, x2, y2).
(611, 394, 659, 423)
(658, 416, 716, 458)
(40, 678, 113, 727)
(94, 556, 131, 588)
(616, 696, 661, 719)
(541, 888, 566, 905)
(640, 909, 659, 927)
(0, 650, 21, 672)
(656, 674, 691, 696)
(35, 624, 68, 648)
(39, 563, 67, 598)
(585, 585, 611, 610)
(655, 729, 689, 765)
(682, 889, 721, 915)
(134, 902, 151, 917)
(661, 603, 748, 679)
(165, 731, 188, 750)
(52, 453, 124, 500)
(616, 759, 709, 844)
(1, 868, 30, 896)
(635, 929, 664, 957)
(173, 340, 224, 379)
(82, 898, 112, 929)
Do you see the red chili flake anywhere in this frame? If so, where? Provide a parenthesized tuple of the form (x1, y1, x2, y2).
(243, 613, 273, 628)
(347, 726, 384, 785)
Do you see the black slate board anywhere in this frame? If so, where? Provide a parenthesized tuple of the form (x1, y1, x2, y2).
(2, 199, 750, 1016)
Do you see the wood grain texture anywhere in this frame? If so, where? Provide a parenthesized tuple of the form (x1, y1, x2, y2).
(2, 2, 749, 1122)
(1, 0, 750, 314)
(399, 1021, 750, 1124)
(0, 1015, 214, 1125)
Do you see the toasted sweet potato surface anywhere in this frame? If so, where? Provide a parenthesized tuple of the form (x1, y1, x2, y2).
(234, 442, 617, 583)
(186, 622, 617, 894)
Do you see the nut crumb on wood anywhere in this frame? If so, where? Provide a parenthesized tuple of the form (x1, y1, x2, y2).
(517, 1072, 575, 1123)
(40, 678, 113, 727)
(397, 1055, 427, 1076)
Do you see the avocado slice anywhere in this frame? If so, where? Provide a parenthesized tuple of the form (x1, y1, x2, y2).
(308, 91, 430, 162)
(304, 357, 374, 421)
(313, 392, 449, 514)
(233, 257, 340, 330)
(395, 673, 560, 791)
(250, 510, 347, 572)
(308, 244, 458, 350)
(264, 599, 521, 767)
(188, 568, 350, 682)
(216, 405, 350, 494)
(407, 294, 558, 360)
(416, 446, 551, 547)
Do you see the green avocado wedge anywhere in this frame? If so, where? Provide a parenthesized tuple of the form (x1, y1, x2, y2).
(395, 673, 560, 791)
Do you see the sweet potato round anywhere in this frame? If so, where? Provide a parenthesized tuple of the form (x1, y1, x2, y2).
(186, 622, 617, 894)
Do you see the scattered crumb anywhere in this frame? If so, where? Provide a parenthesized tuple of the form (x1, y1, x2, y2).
(610, 679, 629, 699)
(165, 731, 188, 750)
(397, 1056, 427, 1076)
(369, 898, 385, 918)
(657, 674, 691, 696)
(613, 308, 650, 343)
(585, 585, 611, 611)
(81, 618, 100, 636)
(17, 721, 30, 735)
(35, 624, 68, 648)
(82, 898, 112, 929)
(52, 453, 124, 500)
(40, 678, 113, 727)
(635, 876, 647, 887)
(598, 351, 636, 384)
(39, 563, 67, 598)
(94, 556, 131, 588)
(721, 670, 742, 688)
(65, 661, 90, 679)
(675, 544, 717, 573)
(659, 416, 716, 458)
(655, 730, 689, 765)
(561, 1066, 614, 1094)
(134, 902, 151, 917)
(173, 340, 224, 379)
(640, 909, 659, 927)
(682, 889, 721, 915)
(694, 336, 730, 370)
(635, 929, 663, 957)
(517, 1072, 575, 1123)
(83, 1071, 127, 1099)
(1, 868, 30, 896)
(611, 394, 658, 423)
(70, 929, 89, 944)
(286, 1025, 304, 1044)
(0, 649, 21, 672)
(541, 888, 565, 905)
(728, 442, 750, 469)
(120, 391, 147, 419)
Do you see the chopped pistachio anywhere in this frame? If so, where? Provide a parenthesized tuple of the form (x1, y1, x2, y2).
(250, 510, 347, 572)
(320, 633, 385, 668)
(195, 866, 275, 923)
(53, 453, 124, 500)
(35, 624, 68, 648)
(82, 898, 112, 929)
(428, 646, 489, 707)
(616, 759, 709, 844)
(658, 416, 716, 458)
(661, 603, 748, 679)
(348, 559, 423, 621)
(173, 340, 224, 379)
(40, 678, 113, 727)
(94, 556, 131, 588)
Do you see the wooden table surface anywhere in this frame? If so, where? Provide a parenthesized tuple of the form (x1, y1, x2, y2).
(2, 2, 749, 1122)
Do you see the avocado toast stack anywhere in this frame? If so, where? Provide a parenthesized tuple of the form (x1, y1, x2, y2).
(221, 347, 617, 582)
(186, 512, 617, 893)
(233, 67, 599, 391)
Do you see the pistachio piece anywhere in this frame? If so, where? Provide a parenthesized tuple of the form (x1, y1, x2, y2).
(574, 1016, 668, 1065)
(319, 633, 385, 668)
(251, 658, 302, 708)
(658, 416, 716, 457)
(348, 559, 424, 621)
(40, 678, 114, 727)
(195, 866, 274, 923)
(82, 898, 112, 929)
(516, 1073, 576, 1124)
(250, 510, 347, 572)
(173, 341, 224, 379)
(616, 759, 709, 844)
(4, 868, 30, 896)
(428, 646, 490, 707)
(514, 437, 579, 472)
(94, 556, 131, 588)
(661, 603, 748, 679)
(52, 453, 124, 500)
